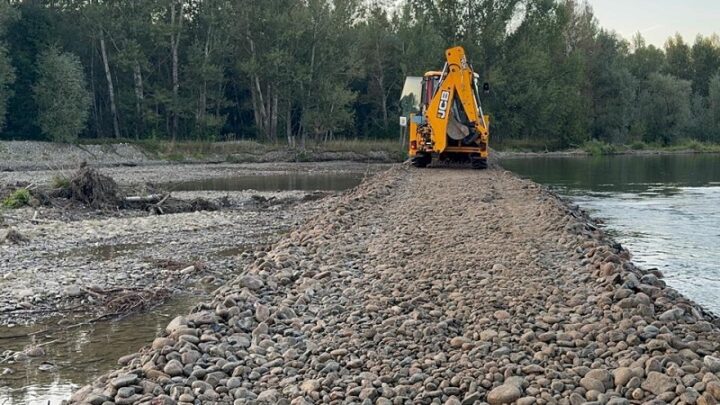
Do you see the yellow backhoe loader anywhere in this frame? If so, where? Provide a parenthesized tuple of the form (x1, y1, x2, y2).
(401, 46, 490, 169)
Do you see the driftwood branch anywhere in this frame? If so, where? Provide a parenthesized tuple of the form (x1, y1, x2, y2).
(124, 194, 164, 203)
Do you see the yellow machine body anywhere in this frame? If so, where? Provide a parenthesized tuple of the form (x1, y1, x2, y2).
(405, 46, 490, 169)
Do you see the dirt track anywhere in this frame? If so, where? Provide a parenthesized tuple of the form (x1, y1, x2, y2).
(67, 166, 720, 404)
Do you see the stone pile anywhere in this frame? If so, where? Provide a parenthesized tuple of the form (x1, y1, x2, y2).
(67, 166, 720, 405)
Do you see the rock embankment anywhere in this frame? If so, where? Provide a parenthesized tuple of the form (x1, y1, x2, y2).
(67, 166, 720, 405)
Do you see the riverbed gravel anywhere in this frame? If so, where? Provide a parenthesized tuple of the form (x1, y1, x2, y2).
(65, 165, 720, 404)
(0, 161, 385, 189)
(0, 189, 329, 326)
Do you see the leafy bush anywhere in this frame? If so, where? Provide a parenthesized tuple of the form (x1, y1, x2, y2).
(630, 141, 647, 150)
(2, 188, 31, 208)
(582, 140, 616, 156)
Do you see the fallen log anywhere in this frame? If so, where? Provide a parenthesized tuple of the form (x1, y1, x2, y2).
(123, 194, 165, 203)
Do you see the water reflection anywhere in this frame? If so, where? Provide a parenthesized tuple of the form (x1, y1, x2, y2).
(164, 172, 365, 192)
(503, 154, 720, 315)
(0, 297, 197, 404)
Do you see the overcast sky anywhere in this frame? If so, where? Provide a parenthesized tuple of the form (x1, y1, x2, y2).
(587, 0, 720, 47)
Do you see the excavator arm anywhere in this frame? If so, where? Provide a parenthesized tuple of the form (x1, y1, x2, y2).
(424, 46, 489, 153)
(408, 46, 490, 169)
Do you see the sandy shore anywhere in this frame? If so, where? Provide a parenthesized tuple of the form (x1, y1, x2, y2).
(61, 165, 720, 404)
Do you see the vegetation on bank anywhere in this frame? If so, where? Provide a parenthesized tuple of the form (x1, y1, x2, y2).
(583, 139, 720, 156)
(1, 188, 30, 208)
(76, 138, 408, 163)
(494, 138, 720, 156)
(74, 137, 720, 163)
(0, 1, 719, 151)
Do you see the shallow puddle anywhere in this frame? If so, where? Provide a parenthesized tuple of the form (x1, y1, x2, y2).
(83, 243, 149, 261)
(48, 242, 149, 262)
(214, 246, 249, 257)
(0, 296, 201, 405)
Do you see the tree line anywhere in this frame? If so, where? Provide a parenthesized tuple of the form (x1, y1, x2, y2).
(0, 0, 718, 149)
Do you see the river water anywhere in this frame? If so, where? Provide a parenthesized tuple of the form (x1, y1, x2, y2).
(502, 154, 720, 315)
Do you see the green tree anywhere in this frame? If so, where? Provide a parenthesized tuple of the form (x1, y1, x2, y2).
(357, 4, 401, 136)
(706, 74, 720, 141)
(628, 33, 665, 80)
(34, 47, 90, 142)
(588, 31, 636, 143)
(664, 33, 692, 80)
(690, 35, 720, 96)
(638, 73, 692, 145)
(0, 2, 17, 134)
(4, 2, 55, 140)
(0, 45, 13, 134)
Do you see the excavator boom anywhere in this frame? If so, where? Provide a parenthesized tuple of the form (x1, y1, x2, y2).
(405, 46, 490, 169)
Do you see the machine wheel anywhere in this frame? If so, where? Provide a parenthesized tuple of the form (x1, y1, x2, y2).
(411, 153, 432, 168)
(470, 155, 488, 170)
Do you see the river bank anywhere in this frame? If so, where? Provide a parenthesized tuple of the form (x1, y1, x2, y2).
(0, 162, 382, 329)
(0, 140, 403, 172)
(63, 165, 720, 405)
(496, 148, 720, 159)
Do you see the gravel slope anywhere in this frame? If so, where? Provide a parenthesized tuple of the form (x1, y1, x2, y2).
(67, 166, 720, 405)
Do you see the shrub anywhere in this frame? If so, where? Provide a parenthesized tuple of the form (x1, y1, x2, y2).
(582, 140, 616, 156)
(52, 174, 70, 189)
(630, 141, 647, 150)
(2, 188, 31, 208)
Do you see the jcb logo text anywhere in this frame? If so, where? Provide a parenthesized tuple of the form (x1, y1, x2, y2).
(437, 91, 450, 119)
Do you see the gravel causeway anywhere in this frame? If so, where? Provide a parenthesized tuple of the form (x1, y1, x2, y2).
(66, 166, 720, 405)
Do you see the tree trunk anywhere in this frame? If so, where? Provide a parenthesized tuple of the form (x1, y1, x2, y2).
(286, 101, 294, 147)
(375, 40, 388, 131)
(270, 92, 278, 143)
(90, 46, 101, 138)
(198, 26, 211, 130)
(246, 33, 269, 139)
(170, 1, 183, 142)
(249, 78, 262, 135)
(133, 61, 144, 138)
(99, 31, 120, 138)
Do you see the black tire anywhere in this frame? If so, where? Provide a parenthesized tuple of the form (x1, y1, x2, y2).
(471, 156, 488, 170)
(411, 153, 431, 168)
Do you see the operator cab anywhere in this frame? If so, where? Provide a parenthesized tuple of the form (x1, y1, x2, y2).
(420, 71, 482, 112)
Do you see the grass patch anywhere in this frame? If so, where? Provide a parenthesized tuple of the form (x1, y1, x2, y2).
(582, 140, 617, 156)
(122, 137, 406, 162)
(664, 139, 720, 153)
(52, 174, 70, 189)
(2, 189, 31, 209)
(630, 141, 647, 150)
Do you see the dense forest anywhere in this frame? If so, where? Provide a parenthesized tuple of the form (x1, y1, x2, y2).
(0, 0, 719, 149)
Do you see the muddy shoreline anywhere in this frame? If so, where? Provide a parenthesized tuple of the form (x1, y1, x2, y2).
(1, 162, 373, 327)
(55, 164, 720, 405)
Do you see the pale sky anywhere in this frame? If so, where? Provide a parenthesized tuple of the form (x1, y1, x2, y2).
(587, 0, 720, 47)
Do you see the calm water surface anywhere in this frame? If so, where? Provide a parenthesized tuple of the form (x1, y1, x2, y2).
(503, 154, 720, 315)
(166, 172, 366, 192)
